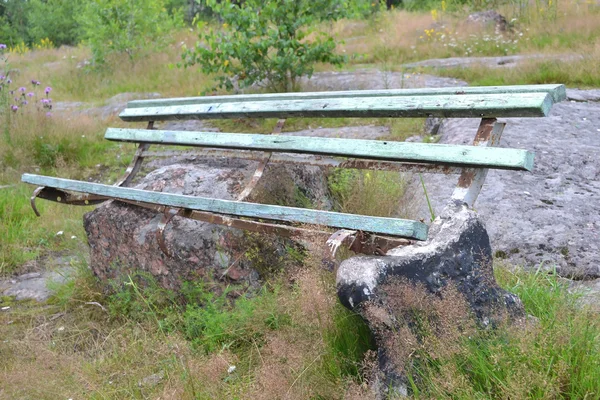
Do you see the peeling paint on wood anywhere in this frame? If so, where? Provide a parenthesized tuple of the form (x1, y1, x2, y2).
(125, 84, 566, 109)
(105, 128, 534, 171)
(119, 93, 555, 121)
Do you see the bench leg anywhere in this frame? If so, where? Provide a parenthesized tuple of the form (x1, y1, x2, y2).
(451, 118, 506, 208)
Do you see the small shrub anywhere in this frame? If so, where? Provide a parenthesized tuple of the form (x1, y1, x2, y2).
(182, 0, 346, 92)
(27, 0, 83, 47)
(78, 0, 182, 66)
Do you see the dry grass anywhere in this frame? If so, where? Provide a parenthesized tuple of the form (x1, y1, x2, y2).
(6, 31, 213, 104)
(1, 263, 372, 399)
(326, 0, 600, 79)
(434, 41, 600, 87)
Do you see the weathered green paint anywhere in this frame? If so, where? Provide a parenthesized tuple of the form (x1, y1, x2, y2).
(21, 174, 429, 240)
(126, 84, 566, 109)
(119, 93, 554, 121)
(105, 128, 535, 171)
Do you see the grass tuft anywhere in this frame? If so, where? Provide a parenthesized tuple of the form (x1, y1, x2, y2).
(408, 266, 600, 399)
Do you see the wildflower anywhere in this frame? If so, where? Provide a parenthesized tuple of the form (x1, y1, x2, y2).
(27, 92, 34, 97)
(0, 75, 4, 80)
(45, 86, 52, 94)
(19, 87, 26, 92)
(22, 100, 28, 105)
(0, 44, 6, 49)
(31, 80, 40, 85)
(46, 112, 52, 117)
(11, 105, 18, 112)
(7, 79, 11, 84)
(41, 98, 50, 104)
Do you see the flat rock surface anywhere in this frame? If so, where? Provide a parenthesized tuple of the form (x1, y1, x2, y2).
(403, 53, 582, 69)
(417, 97, 600, 278)
(0, 256, 76, 302)
(301, 70, 467, 91)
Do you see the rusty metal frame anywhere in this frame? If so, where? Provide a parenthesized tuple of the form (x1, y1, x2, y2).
(30, 121, 155, 217)
(451, 118, 506, 208)
(29, 185, 412, 256)
(28, 117, 508, 259)
(139, 149, 463, 175)
(237, 119, 286, 201)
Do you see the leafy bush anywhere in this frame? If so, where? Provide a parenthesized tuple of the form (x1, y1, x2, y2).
(78, 0, 182, 66)
(27, 0, 83, 47)
(0, 0, 30, 46)
(182, 0, 346, 92)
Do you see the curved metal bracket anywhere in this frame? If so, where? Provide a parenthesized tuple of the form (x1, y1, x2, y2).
(326, 229, 358, 259)
(29, 186, 107, 216)
(156, 208, 179, 257)
(29, 121, 155, 217)
(30, 186, 45, 217)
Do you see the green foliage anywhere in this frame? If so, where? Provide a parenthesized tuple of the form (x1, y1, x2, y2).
(0, 0, 30, 46)
(322, 303, 375, 378)
(183, 283, 288, 353)
(182, 0, 346, 92)
(78, 0, 182, 66)
(27, 0, 83, 47)
(242, 232, 306, 278)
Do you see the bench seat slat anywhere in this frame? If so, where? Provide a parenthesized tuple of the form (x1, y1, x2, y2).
(105, 128, 535, 171)
(119, 93, 554, 121)
(126, 84, 566, 109)
(21, 174, 429, 240)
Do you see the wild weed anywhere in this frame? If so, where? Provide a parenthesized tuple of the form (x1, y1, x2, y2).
(409, 266, 600, 398)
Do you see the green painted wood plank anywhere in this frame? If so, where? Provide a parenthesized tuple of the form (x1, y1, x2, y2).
(105, 128, 535, 171)
(119, 93, 554, 121)
(126, 84, 565, 109)
(21, 174, 429, 240)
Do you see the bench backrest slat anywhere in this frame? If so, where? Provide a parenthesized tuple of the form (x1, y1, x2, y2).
(119, 92, 554, 121)
(126, 84, 566, 109)
(105, 128, 534, 171)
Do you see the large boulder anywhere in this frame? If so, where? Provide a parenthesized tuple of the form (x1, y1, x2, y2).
(418, 96, 600, 279)
(337, 202, 524, 397)
(84, 156, 331, 290)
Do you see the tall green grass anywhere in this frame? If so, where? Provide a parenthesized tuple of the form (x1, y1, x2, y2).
(409, 267, 600, 399)
(0, 183, 90, 274)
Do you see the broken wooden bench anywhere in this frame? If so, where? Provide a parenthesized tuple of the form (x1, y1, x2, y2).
(21, 84, 566, 256)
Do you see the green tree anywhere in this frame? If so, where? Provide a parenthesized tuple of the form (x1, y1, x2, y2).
(78, 0, 182, 66)
(27, 0, 84, 47)
(0, 0, 31, 45)
(182, 0, 347, 93)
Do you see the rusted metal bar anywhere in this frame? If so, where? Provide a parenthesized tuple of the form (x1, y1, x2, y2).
(30, 121, 157, 216)
(27, 184, 411, 255)
(237, 118, 286, 201)
(114, 121, 154, 187)
(452, 118, 506, 207)
(156, 208, 179, 257)
(140, 149, 463, 174)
